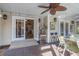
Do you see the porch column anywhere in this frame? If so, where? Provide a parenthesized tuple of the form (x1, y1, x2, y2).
(47, 14, 50, 43)
(34, 18, 40, 41)
(0, 10, 3, 46)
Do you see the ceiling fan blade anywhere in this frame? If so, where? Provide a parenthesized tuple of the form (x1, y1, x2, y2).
(55, 6, 67, 11)
(41, 9, 50, 14)
(50, 9, 56, 15)
(50, 3, 60, 8)
(38, 5, 49, 8)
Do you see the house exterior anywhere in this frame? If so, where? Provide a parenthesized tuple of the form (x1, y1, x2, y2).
(0, 3, 79, 48)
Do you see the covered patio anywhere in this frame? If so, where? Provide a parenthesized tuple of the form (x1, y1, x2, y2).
(0, 3, 79, 56)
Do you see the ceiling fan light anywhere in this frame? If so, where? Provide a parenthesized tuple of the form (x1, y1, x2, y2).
(50, 9, 56, 15)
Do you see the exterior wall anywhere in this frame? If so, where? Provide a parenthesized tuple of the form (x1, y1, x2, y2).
(0, 11, 39, 46)
(47, 14, 73, 43)
(47, 14, 60, 43)
(39, 16, 48, 42)
(1, 12, 12, 46)
(50, 15, 59, 33)
(1, 12, 79, 45)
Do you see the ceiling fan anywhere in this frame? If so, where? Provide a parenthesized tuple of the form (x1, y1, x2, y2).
(38, 3, 67, 15)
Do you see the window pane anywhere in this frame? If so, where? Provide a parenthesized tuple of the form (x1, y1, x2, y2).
(76, 21, 79, 34)
(60, 22, 64, 36)
(16, 19, 24, 38)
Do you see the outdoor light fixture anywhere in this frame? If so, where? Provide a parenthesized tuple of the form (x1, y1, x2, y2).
(71, 21, 74, 24)
(2, 14, 7, 20)
(54, 17, 57, 22)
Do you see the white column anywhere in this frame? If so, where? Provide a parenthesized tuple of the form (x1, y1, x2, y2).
(64, 21, 65, 37)
(58, 18, 60, 36)
(47, 14, 50, 43)
(34, 18, 39, 41)
(0, 10, 3, 46)
(68, 21, 70, 35)
(12, 16, 16, 41)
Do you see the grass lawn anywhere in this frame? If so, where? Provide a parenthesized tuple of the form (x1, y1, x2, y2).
(66, 40, 79, 53)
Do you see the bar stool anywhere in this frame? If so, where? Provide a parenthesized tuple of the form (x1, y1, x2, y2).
(55, 32, 58, 41)
(50, 33, 55, 43)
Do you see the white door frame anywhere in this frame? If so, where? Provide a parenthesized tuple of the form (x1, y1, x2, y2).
(12, 16, 25, 41)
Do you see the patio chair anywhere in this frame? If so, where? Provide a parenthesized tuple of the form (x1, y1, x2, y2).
(68, 34, 77, 48)
(57, 35, 79, 56)
(50, 33, 54, 43)
(70, 34, 79, 48)
(58, 36, 67, 56)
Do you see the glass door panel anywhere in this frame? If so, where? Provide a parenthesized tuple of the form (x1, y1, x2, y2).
(25, 20, 34, 39)
(16, 19, 24, 38)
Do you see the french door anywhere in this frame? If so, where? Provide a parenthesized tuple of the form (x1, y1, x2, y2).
(12, 16, 25, 41)
(60, 22, 70, 37)
(12, 16, 34, 41)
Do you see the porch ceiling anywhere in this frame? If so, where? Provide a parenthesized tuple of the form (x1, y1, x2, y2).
(0, 3, 79, 17)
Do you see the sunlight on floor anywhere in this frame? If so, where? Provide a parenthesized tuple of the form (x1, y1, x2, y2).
(51, 45, 60, 56)
(40, 45, 54, 56)
(9, 40, 38, 49)
(41, 45, 50, 50)
(42, 51, 53, 56)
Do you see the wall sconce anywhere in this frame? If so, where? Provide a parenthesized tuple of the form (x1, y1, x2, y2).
(38, 18, 41, 23)
(2, 14, 7, 20)
(71, 21, 74, 24)
(0, 14, 7, 20)
(54, 17, 57, 22)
